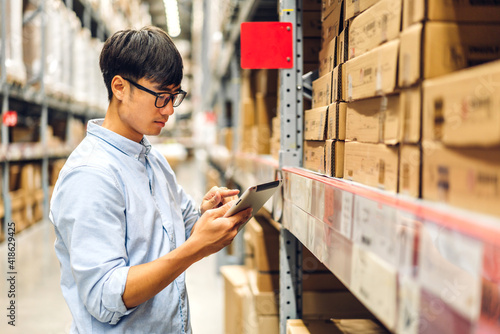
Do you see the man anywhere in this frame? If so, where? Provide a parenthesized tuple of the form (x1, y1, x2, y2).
(49, 26, 251, 333)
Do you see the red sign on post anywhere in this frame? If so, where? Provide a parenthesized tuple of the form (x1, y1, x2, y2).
(240, 22, 294, 69)
(3, 111, 18, 127)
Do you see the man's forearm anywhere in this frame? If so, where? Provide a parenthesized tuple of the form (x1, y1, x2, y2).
(122, 237, 204, 309)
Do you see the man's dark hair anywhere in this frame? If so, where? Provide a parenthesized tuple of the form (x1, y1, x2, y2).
(99, 26, 183, 101)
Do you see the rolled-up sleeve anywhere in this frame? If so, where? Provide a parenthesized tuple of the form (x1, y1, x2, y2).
(51, 166, 136, 324)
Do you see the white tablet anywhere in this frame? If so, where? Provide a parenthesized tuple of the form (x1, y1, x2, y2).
(224, 179, 282, 231)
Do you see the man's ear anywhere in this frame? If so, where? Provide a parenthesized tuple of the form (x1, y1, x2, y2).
(111, 75, 126, 101)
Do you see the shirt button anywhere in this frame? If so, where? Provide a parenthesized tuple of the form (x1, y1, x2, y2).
(134, 155, 139, 159)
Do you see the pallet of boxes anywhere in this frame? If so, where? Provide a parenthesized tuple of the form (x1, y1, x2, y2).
(221, 214, 376, 334)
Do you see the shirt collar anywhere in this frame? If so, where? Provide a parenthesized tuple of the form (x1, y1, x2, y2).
(86, 119, 152, 161)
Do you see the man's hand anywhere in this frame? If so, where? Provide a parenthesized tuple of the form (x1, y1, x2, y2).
(200, 186, 239, 215)
(190, 201, 252, 258)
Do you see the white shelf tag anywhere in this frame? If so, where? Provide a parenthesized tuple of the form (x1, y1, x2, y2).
(419, 223, 483, 322)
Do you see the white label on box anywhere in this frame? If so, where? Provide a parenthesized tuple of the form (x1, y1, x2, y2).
(340, 190, 354, 239)
(395, 211, 418, 277)
(419, 223, 483, 321)
(311, 180, 325, 221)
(398, 277, 420, 334)
(351, 245, 397, 330)
(353, 196, 398, 266)
(290, 173, 312, 214)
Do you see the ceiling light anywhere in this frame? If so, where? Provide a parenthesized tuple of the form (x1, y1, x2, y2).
(164, 0, 181, 37)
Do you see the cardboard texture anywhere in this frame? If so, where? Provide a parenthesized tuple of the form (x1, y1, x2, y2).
(422, 142, 500, 218)
(322, 0, 342, 21)
(255, 93, 277, 127)
(305, 106, 328, 141)
(399, 86, 421, 144)
(345, 94, 401, 144)
(345, 0, 380, 21)
(286, 319, 388, 334)
(348, 0, 402, 60)
(256, 69, 278, 96)
(303, 11, 323, 37)
(304, 141, 326, 174)
(337, 24, 349, 65)
(326, 140, 345, 178)
(221, 265, 249, 334)
(399, 144, 421, 198)
(344, 142, 399, 193)
(332, 63, 346, 102)
(319, 37, 336, 77)
(312, 71, 333, 108)
(346, 39, 399, 101)
(399, 22, 500, 88)
(327, 102, 347, 140)
(322, 2, 343, 46)
(403, 0, 500, 29)
(422, 59, 500, 147)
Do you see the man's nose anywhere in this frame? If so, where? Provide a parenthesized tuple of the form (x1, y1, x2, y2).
(159, 100, 174, 116)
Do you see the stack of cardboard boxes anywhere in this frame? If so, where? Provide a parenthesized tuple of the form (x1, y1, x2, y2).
(239, 69, 278, 156)
(306, 0, 500, 218)
(222, 214, 374, 334)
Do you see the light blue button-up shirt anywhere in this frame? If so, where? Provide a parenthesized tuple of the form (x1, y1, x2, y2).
(50, 119, 200, 333)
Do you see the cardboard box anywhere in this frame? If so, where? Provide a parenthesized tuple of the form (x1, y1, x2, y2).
(348, 0, 402, 60)
(322, 4, 343, 47)
(312, 71, 332, 108)
(304, 141, 326, 174)
(326, 140, 345, 178)
(345, 0, 380, 21)
(344, 142, 399, 193)
(345, 39, 399, 101)
(256, 69, 278, 96)
(403, 0, 500, 29)
(221, 265, 250, 334)
(242, 98, 256, 126)
(422, 142, 500, 217)
(337, 24, 349, 65)
(399, 22, 500, 88)
(399, 144, 421, 198)
(332, 63, 346, 102)
(304, 11, 323, 37)
(255, 93, 277, 127)
(327, 102, 346, 140)
(399, 86, 421, 144)
(345, 94, 401, 144)
(319, 37, 336, 77)
(304, 38, 322, 64)
(286, 319, 388, 334)
(322, 0, 342, 21)
(422, 59, 500, 147)
(305, 106, 328, 141)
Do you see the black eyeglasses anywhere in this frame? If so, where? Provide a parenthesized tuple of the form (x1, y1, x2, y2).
(123, 78, 187, 108)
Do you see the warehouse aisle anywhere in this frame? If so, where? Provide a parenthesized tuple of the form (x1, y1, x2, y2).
(0, 150, 223, 334)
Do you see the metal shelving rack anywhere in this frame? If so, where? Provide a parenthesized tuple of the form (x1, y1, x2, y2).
(205, 0, 500, 333)
(0, 0, 107, 237)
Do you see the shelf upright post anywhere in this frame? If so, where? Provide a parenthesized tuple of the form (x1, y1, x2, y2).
(40, 0, 50, 220)
(229, 54, 240, 155)
(278, 1, 304, 333)
(1, 0, 12, 233)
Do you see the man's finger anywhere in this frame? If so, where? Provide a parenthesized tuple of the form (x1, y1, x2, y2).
(218, 189, 239, 198)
